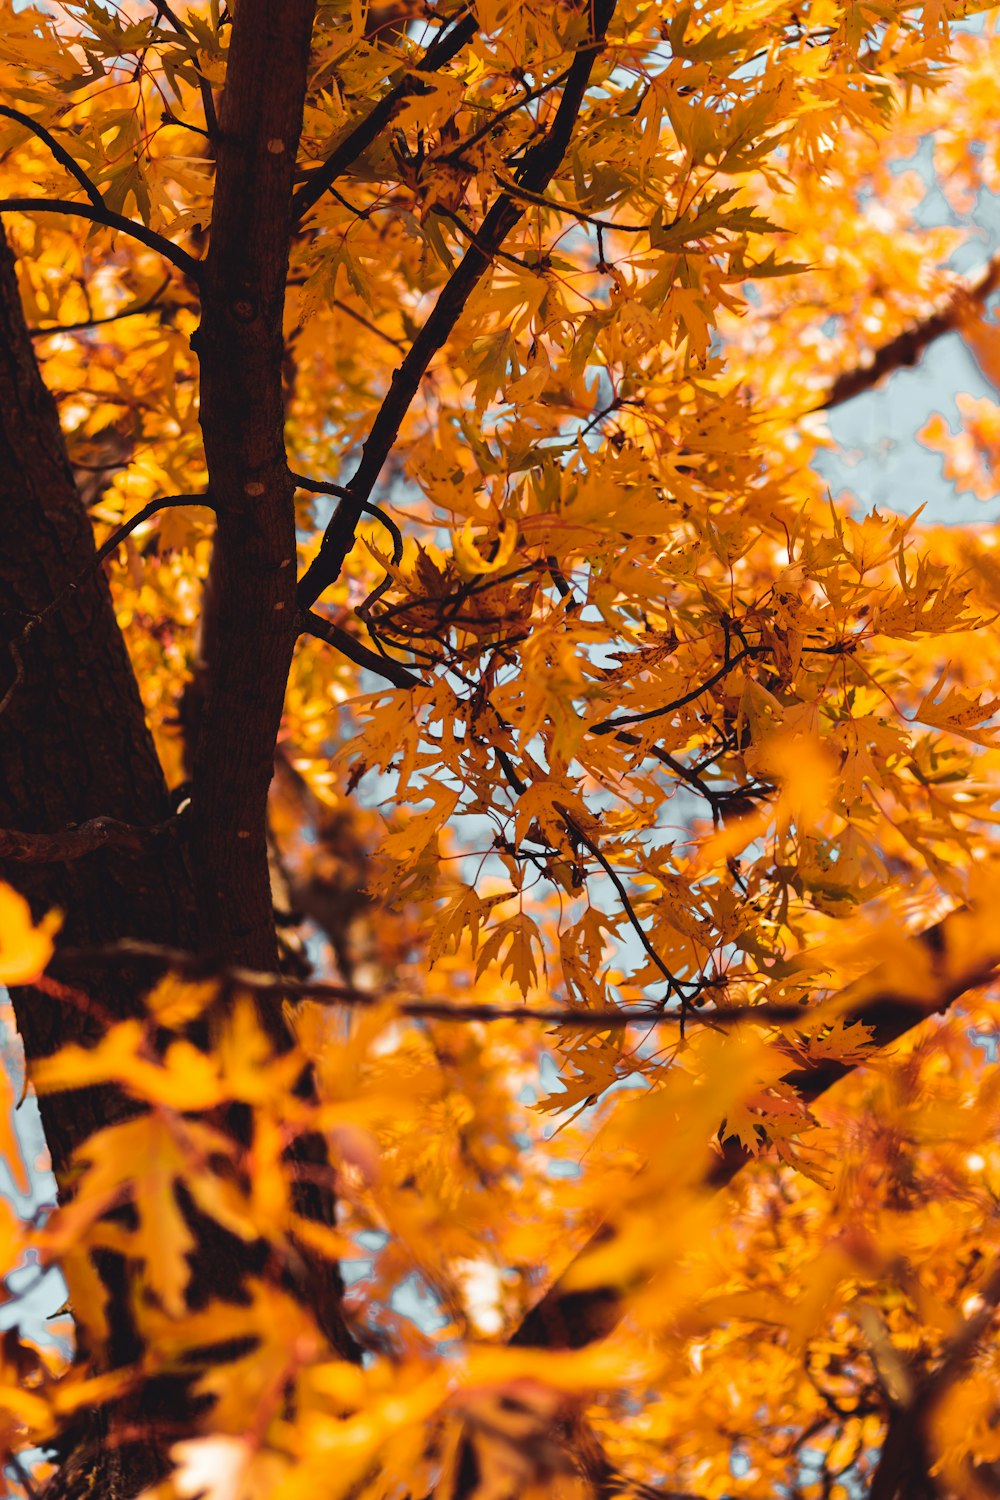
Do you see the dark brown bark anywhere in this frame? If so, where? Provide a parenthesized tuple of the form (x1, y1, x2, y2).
(817, 248, 1000, 412)
(190, 0, 314, 975)
(0, 3, 357, 1490)
(0, 816, 171, 863)
(0, 216, 199, 1495)
(0, 221, 197, 1184)
(185, 0, 355, 1365)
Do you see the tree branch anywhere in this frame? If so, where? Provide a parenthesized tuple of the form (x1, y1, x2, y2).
(188, 0, 316, 973)
(150, 0, 220, 141)
(90, 493, 213, 569)
(442, 65, 574, 162)
(27, 275, 172, 336)
(330, 295, 406, 350)
(298, 607, 419, 690)
(554, 801, 693, 1000)
(297, 0, 618, 609)
(817, 249, 1000, 411)
(509, 906, 998, 1353)
(590, 645, 765, 735)
(0, 815, 175, 863)
(179, 0, 360, 1366)
(291, 7, 478, 225)
(0, 105, 103, 208)
(0, 197, 201, 280)
(290, 468, 404, 559)
(52, 939, 812, 1027)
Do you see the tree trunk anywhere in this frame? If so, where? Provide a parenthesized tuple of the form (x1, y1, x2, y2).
(0, 213, 199, 1209)
(189, 0, 314, 976)
(0, 214, 199, 1494)
(0, 4, 354, 1492)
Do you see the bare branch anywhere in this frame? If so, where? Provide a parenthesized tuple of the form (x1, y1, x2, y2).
(291, 469, 408, 563)
(0, 104, 103, 208)
(0, 815, 175, 863)
(818, 250, 1000, 411)
(289, 468, 349, 498)
(52, 938, 814, 1028)
(331, 296, 405, 351)
(28, 275, 172, 336)
(0, 197, 202, 281)
(298, 607, 419, 690)
(90, 493, 214, 570)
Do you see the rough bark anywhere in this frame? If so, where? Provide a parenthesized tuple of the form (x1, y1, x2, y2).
(0, 220, 197, 1188)
(0, 3, 358, 1490)
(190, 0, 314, 975)
(0, 217, 198, 1494)
(185, 0, 353, 1365)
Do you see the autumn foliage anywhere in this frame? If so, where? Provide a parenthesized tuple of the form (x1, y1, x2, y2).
(4, 2, 1000, 1498)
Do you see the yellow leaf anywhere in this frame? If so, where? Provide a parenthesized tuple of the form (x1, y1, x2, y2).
(146, 973, 217, 1028)
(452, 518, 517, 579)
(381, 783, 459, 862)
(46, 1114, 242, 1317)
(0, 883, 60, 984)
(31, 1020, 225, 1112)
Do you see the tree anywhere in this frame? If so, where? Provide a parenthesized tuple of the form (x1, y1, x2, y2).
(2, 1, 1000, 1497)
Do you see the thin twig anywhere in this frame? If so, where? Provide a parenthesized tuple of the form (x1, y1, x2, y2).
(443, 66, 574, 161)
(433, 204, 541, 272)
(591, 645, 765, 734)
(51, 939, 815, 1028)
(28, 275, 172, 336)
(493, 174, 654, 233)
(553, 801, 693, 999)
(150, 0, 219, 139)
(331, 296, 405, 350)
(291, 470, 404, 627)
(290, 469, 403, 558)
(90, 493, 213, 573)
(7, 1448, 40, 1500)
